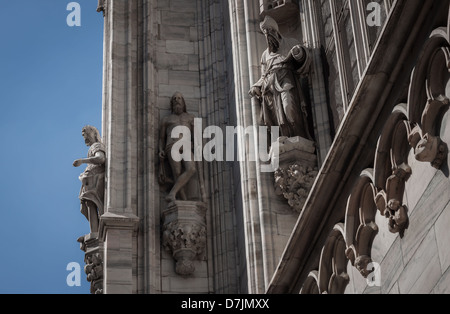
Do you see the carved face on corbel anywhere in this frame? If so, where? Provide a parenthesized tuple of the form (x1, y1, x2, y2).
(410, 131, 448, 169)
(355, 255, 372, 278)
(415, 133, 439, 162)
(408, 93, 449, 169)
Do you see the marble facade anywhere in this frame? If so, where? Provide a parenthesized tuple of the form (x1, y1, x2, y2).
(75, 0, 450, 294)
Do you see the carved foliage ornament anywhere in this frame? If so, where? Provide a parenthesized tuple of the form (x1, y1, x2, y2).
(162, 202, 207, 276)
(163, 222, 207, 276)
(163, 222, 207, 256)
(77, 235, 103, 294)
(274, 163, 318, 213)
(85, 253, 104, 295)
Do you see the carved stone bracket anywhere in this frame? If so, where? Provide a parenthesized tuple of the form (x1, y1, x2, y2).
(271, 136, 318, 213)
(409, 96, 449, 169)
(274, 163, 318, 213)
(344, 172, 379, 279)
(375, 163, 411, 238)
(162, 201, 207, 276)
(78, 233, 103, 294)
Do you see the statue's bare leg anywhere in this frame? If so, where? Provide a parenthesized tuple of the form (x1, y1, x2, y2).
(166, 158, 196, 202)
(167, 158, 188, 202)
(87, 201, 99, 234)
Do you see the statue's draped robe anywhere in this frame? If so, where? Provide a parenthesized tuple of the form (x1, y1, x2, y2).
(79, 142, 105, 220)
(253, 37, 312, 139)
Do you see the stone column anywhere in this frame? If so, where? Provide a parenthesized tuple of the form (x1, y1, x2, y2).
(301, 0, 333, 164)
(228, 0, 266, 293)
(100, 0, 141, 294)
(99, 213, 139, 294)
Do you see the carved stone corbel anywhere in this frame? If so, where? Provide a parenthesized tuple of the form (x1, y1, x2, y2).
(274, 163, 318, 213)
(354, 255, 372, 278)
(162, 201, 207, 276)
(271, 136, 318, 214)
(345, 221, 378, 279)
(375, 162, 411, 238)
(77, 233, 103, 294)
(409, 95, 449, 169)
(409, 128, 448, 169)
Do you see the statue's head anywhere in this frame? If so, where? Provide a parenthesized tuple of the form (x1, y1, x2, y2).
(260, 15, 281, 53)
(82, 125, 101, 147)
(171, 92, 187, 115)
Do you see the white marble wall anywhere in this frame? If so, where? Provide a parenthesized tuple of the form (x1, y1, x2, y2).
(345, 105, 450, 295)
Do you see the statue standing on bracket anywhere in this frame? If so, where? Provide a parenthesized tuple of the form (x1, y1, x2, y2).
(249, 15, 312, 140)
(159, 92, 205, 203)
(73, 126, 106, 234)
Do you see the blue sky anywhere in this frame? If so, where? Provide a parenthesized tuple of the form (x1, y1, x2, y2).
(0, 1, 103, 294)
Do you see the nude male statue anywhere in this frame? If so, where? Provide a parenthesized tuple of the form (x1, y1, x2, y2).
(159, 92, 198, 203)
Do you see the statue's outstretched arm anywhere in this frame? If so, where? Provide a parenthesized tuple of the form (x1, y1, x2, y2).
(73, 152, 106, 168)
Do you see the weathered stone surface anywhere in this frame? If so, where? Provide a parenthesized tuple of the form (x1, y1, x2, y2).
(379, 237, 404, 294)
(371, 212, 398, 264)
(398, 227, 441, 294)
(169, 0, 198, 14)
(349, 263, 368, 294)
(363, 285, 381, 294)
(156, 53, 189, 71)
(270, 136, 317, 167)
(158, 84, 200, 99)
(343, 263, 355, 294)
(161, 11, 196, 27)
(401, 170, 450, 265)
(432, 266, 450, 294)
(434, 201, 450, 273)
(388, 282, 400, 294)
(405, 151, 438, 214)
(166, 40, 195, 55)
(169, 70, 200, 87)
